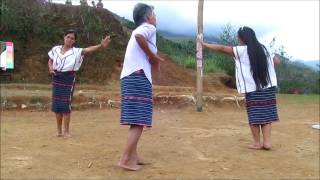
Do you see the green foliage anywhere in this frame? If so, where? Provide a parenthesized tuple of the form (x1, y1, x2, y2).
(268, 38, 319, 94)
(2, 1, 317, 93)
(218, 23, 238, 46)
(275, 58, 319, 94)
(1, 0, 43, 42)
(0, 0, 126, 84)
(279, 94, 319, 104)
(121, 17, 136, 30)
(208, 53, 234, 75)
(157, 34, 226, 74)
(158, 22, 319, 94)
(80, 6, 105, 43)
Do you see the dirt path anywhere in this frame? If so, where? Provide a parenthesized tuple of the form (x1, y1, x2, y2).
(1, 95, 319, 179)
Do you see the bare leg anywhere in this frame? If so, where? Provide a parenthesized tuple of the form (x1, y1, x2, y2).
(248, 124, 262, 149)
(136, 126, 151, 165)
(118, 125, 144, 171)
(63, 113, 71, 138)
(132, 142, 151, 165)
(55, 113, 63, 137)
(261, 123, 272, 150)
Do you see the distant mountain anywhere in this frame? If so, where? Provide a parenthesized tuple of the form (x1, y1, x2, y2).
(158, 30, 194, 41)
(295, 60, 319, 71)
(158, 30, 219, 43)
(303, 60, 319, 71)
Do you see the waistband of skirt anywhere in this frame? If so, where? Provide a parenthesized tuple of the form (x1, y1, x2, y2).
(54, 70, 76, 75)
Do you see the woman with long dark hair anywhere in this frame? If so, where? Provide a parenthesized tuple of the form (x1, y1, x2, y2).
(48, 29, 111, 138)
(200, 26, 279, 150)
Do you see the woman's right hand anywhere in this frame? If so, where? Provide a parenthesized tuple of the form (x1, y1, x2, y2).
(49, 69, 56, 75)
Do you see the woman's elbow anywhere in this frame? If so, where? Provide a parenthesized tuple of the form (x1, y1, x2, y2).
(222, 46, 234, 56)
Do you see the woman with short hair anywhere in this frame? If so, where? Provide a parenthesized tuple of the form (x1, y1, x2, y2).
(118, 3, 163, 171)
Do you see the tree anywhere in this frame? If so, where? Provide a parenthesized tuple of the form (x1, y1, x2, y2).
(80, 0, 88, 6)
(97, 0, 103, 9)
(218, 23, 238, 46)
(65, 0, 72, 5)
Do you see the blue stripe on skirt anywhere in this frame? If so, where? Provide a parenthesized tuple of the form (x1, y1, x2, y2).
(51, 71, 75, 113)
(120, 70, 153, 127)
(245, 86, 279, 124)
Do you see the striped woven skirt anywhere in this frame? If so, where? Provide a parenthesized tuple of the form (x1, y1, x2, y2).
(120, 70, 153, 127)
(51, 71, 76, 113)
(245, 86, 279, 124)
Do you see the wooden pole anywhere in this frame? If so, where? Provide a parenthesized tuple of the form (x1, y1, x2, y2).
(196, 0, 204, 112)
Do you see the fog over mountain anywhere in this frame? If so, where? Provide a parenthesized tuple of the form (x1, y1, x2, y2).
(155, 5, 272, 39)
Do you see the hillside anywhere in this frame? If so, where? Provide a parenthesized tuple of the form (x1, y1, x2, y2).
(0, 0, 233, 92)
(1, 0, 128, 84)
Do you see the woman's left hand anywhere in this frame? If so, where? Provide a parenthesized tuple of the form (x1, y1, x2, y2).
(151, 54, 164, 73)
(101, 35, 111, 48)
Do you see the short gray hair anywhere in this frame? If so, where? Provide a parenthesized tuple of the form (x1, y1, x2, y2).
(133, 3, 154, 27)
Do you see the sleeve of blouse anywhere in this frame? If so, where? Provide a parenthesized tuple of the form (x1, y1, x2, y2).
(233, 46, 247, 61)
(48, 47, 55, 60)
(232, 46, 239, 60)
(73, 48, 84, 71)
(75, 48, 83, 62)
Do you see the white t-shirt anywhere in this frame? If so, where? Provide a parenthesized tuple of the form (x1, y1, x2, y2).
(120, 22, 157, 84)
(48, 46, 83, 72)
(233, 46, 277, 94)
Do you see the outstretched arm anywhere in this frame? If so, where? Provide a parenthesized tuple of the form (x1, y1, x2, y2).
(82, 35, 111, 55)
(202, 42, 235, 57)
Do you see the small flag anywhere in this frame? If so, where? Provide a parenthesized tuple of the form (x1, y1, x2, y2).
(0, 41, 14, 71)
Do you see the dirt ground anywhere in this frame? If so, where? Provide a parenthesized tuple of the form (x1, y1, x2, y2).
(1, 94, 319, 180)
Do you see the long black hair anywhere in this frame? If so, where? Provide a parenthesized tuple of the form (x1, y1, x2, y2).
(237, 26, 271, 90)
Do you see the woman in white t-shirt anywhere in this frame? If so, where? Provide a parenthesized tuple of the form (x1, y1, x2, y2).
(200, 26, 280, 150)
(48, 29, 111, 138)
(118, 3, 163, 171)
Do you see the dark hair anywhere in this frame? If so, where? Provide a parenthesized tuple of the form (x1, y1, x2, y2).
(64, 29, 77, 40)
(133, 3, 154, 27)
(237, 26, 271, 90)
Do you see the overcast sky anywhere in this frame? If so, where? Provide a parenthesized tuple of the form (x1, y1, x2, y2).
(52, 0, 319, 61)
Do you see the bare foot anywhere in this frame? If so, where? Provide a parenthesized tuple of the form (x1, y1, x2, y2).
(64, 133, 72, 138)
(118, 162, 142, 171)
(55, 133, 63, 137)
(247, 144, 262, 150)
(137, 158, 152, 165)
(263, 143, 272, 150)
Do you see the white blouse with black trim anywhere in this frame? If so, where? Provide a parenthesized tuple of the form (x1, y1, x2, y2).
(48, 45, 83, 72)
(233, 46, 277, 94)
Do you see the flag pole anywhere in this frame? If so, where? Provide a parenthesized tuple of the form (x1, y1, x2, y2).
(196, 0, 204, 112)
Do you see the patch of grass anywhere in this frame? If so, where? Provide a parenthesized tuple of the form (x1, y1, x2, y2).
(171, 55, 225, 74)
(278, 94, 320, 104)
